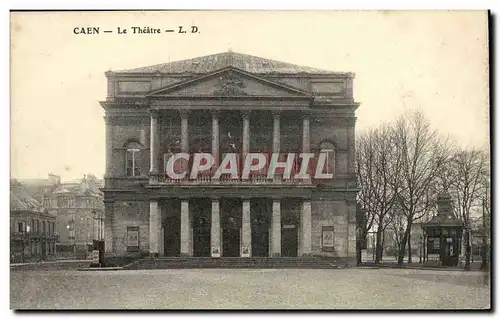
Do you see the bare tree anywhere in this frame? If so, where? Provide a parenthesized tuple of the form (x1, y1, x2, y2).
(448, 148, 488, 270)
(355, 131, 377, 254)
(389, 206, 406, 262)
(392, 111, 451, 265)
(357, 125, 401, 263)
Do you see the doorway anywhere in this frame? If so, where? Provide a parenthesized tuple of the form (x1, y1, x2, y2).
(163, 216, 181, 257)
(191, 199, 211, 257)
(282, 225, 298, 257)
(281, 199, 300, 257)
(221, 199, 241, 257)
(251, 198, 270, 257)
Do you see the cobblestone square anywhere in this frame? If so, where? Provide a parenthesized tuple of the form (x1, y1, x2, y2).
(10, 268, 490, 309)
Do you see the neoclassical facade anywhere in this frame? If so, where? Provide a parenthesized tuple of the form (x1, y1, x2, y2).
(101, 51, 359, 261)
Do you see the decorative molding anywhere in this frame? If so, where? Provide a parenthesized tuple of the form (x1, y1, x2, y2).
(213, 71, 248, 96)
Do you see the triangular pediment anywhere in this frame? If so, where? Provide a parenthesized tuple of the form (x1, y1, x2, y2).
(147, 67, 311, 98)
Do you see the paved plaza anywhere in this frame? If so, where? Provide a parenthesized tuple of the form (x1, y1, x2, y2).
(11, 268, 490, 310)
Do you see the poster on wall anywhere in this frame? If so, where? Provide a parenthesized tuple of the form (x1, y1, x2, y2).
(322, 226, 335, 252)
(127, 226, 139, 251)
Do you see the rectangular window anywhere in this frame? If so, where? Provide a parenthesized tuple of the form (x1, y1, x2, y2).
(57, 196, 69, 208)
(320, 149, 335, 175)
(126, 226, 140, 252)
(126, 149, 141, 177)
(36, 220, 40, 233)
(18, 222, 24, 233)
(42, 221, 46, 233)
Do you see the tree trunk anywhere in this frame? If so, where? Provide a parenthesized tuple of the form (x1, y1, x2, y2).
(397, 227, 410, 266)
(375, 226, 384, 264)
(356, 238, 362, 266)
(464, 228, 471, 271)
(407, 231, 412, 264)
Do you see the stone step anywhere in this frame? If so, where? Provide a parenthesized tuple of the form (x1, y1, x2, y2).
(124, 257, 339, 270)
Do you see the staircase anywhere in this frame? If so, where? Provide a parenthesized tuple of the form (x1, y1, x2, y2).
(124, 256, 343, 270)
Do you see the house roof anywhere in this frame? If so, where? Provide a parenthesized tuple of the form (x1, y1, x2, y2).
(113, 51, 338, 75)
(10, 180, 42, 211)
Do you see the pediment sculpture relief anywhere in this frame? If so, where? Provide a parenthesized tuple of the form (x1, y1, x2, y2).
(213, 71, 248, 96)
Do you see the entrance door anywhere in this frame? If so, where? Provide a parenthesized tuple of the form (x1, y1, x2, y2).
(222, 216, 240, 257)
(252, 223, 269, 257)
(442, 238, 459, 266)
(164, 216, 180, 256)
(282, 225, 298, 257)
(193, 217, 211, 257)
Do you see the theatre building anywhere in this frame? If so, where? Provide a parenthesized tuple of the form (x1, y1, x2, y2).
(100, 51, 359, 261)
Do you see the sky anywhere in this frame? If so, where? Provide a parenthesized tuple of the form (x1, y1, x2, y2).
(10, 11, 490, 181)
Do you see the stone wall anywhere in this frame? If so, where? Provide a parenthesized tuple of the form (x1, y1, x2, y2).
(111, 201, 150, 255)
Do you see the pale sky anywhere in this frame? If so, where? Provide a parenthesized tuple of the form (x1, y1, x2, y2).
(10, 11, 489, 181)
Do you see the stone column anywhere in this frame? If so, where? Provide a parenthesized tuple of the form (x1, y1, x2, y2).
(347, 117, 356, 174)
(212, 111, 220, 170)
(180, 199, 191, 256)
(101, 218, 105, 241)
(180, 110, 189, 177)
(149, 110, 159, 183)
(104, 201, 114, 252)
(104, 116, 113, 175)
(301, 200, 312, 256)
(272, 111, 280, 153)
(271, 199, 281, 257)
(241, 199, 251, 257)
(149, 200, 160, 257)
(180, 110, 189, 152)
(242, 111, 250, 155)
(211, 198, 221, 257)
(302, 113, 310, 153)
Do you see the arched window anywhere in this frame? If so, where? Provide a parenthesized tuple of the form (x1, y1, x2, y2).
(125, 141, 144, 177)
(319, 141, 336, 176)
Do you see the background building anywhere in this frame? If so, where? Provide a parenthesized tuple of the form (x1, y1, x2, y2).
(42, 174, 104, 259)
(101, 51, 359, 261)
(10, 180, 57, 263)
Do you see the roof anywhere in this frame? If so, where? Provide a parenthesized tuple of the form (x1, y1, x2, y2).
(113, 51, 338, 75)
(423, 211, 464, 228)
(10, 180, 42, 212)
(45, 175, 103, 198)
(48, 183, 102, 198)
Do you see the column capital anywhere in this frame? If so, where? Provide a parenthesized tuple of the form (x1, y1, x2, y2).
(211, 110, 220, 119)
(210, 196, 221, 201)
(271, 110, 281, 119)
(148, 109, 159, 119)
(300, 110, 311, 119)
(179, 109, 190, 119)
(345, 117, 357, 126)
(103, 115, 115, 124)
(241, 110, 251, 119)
